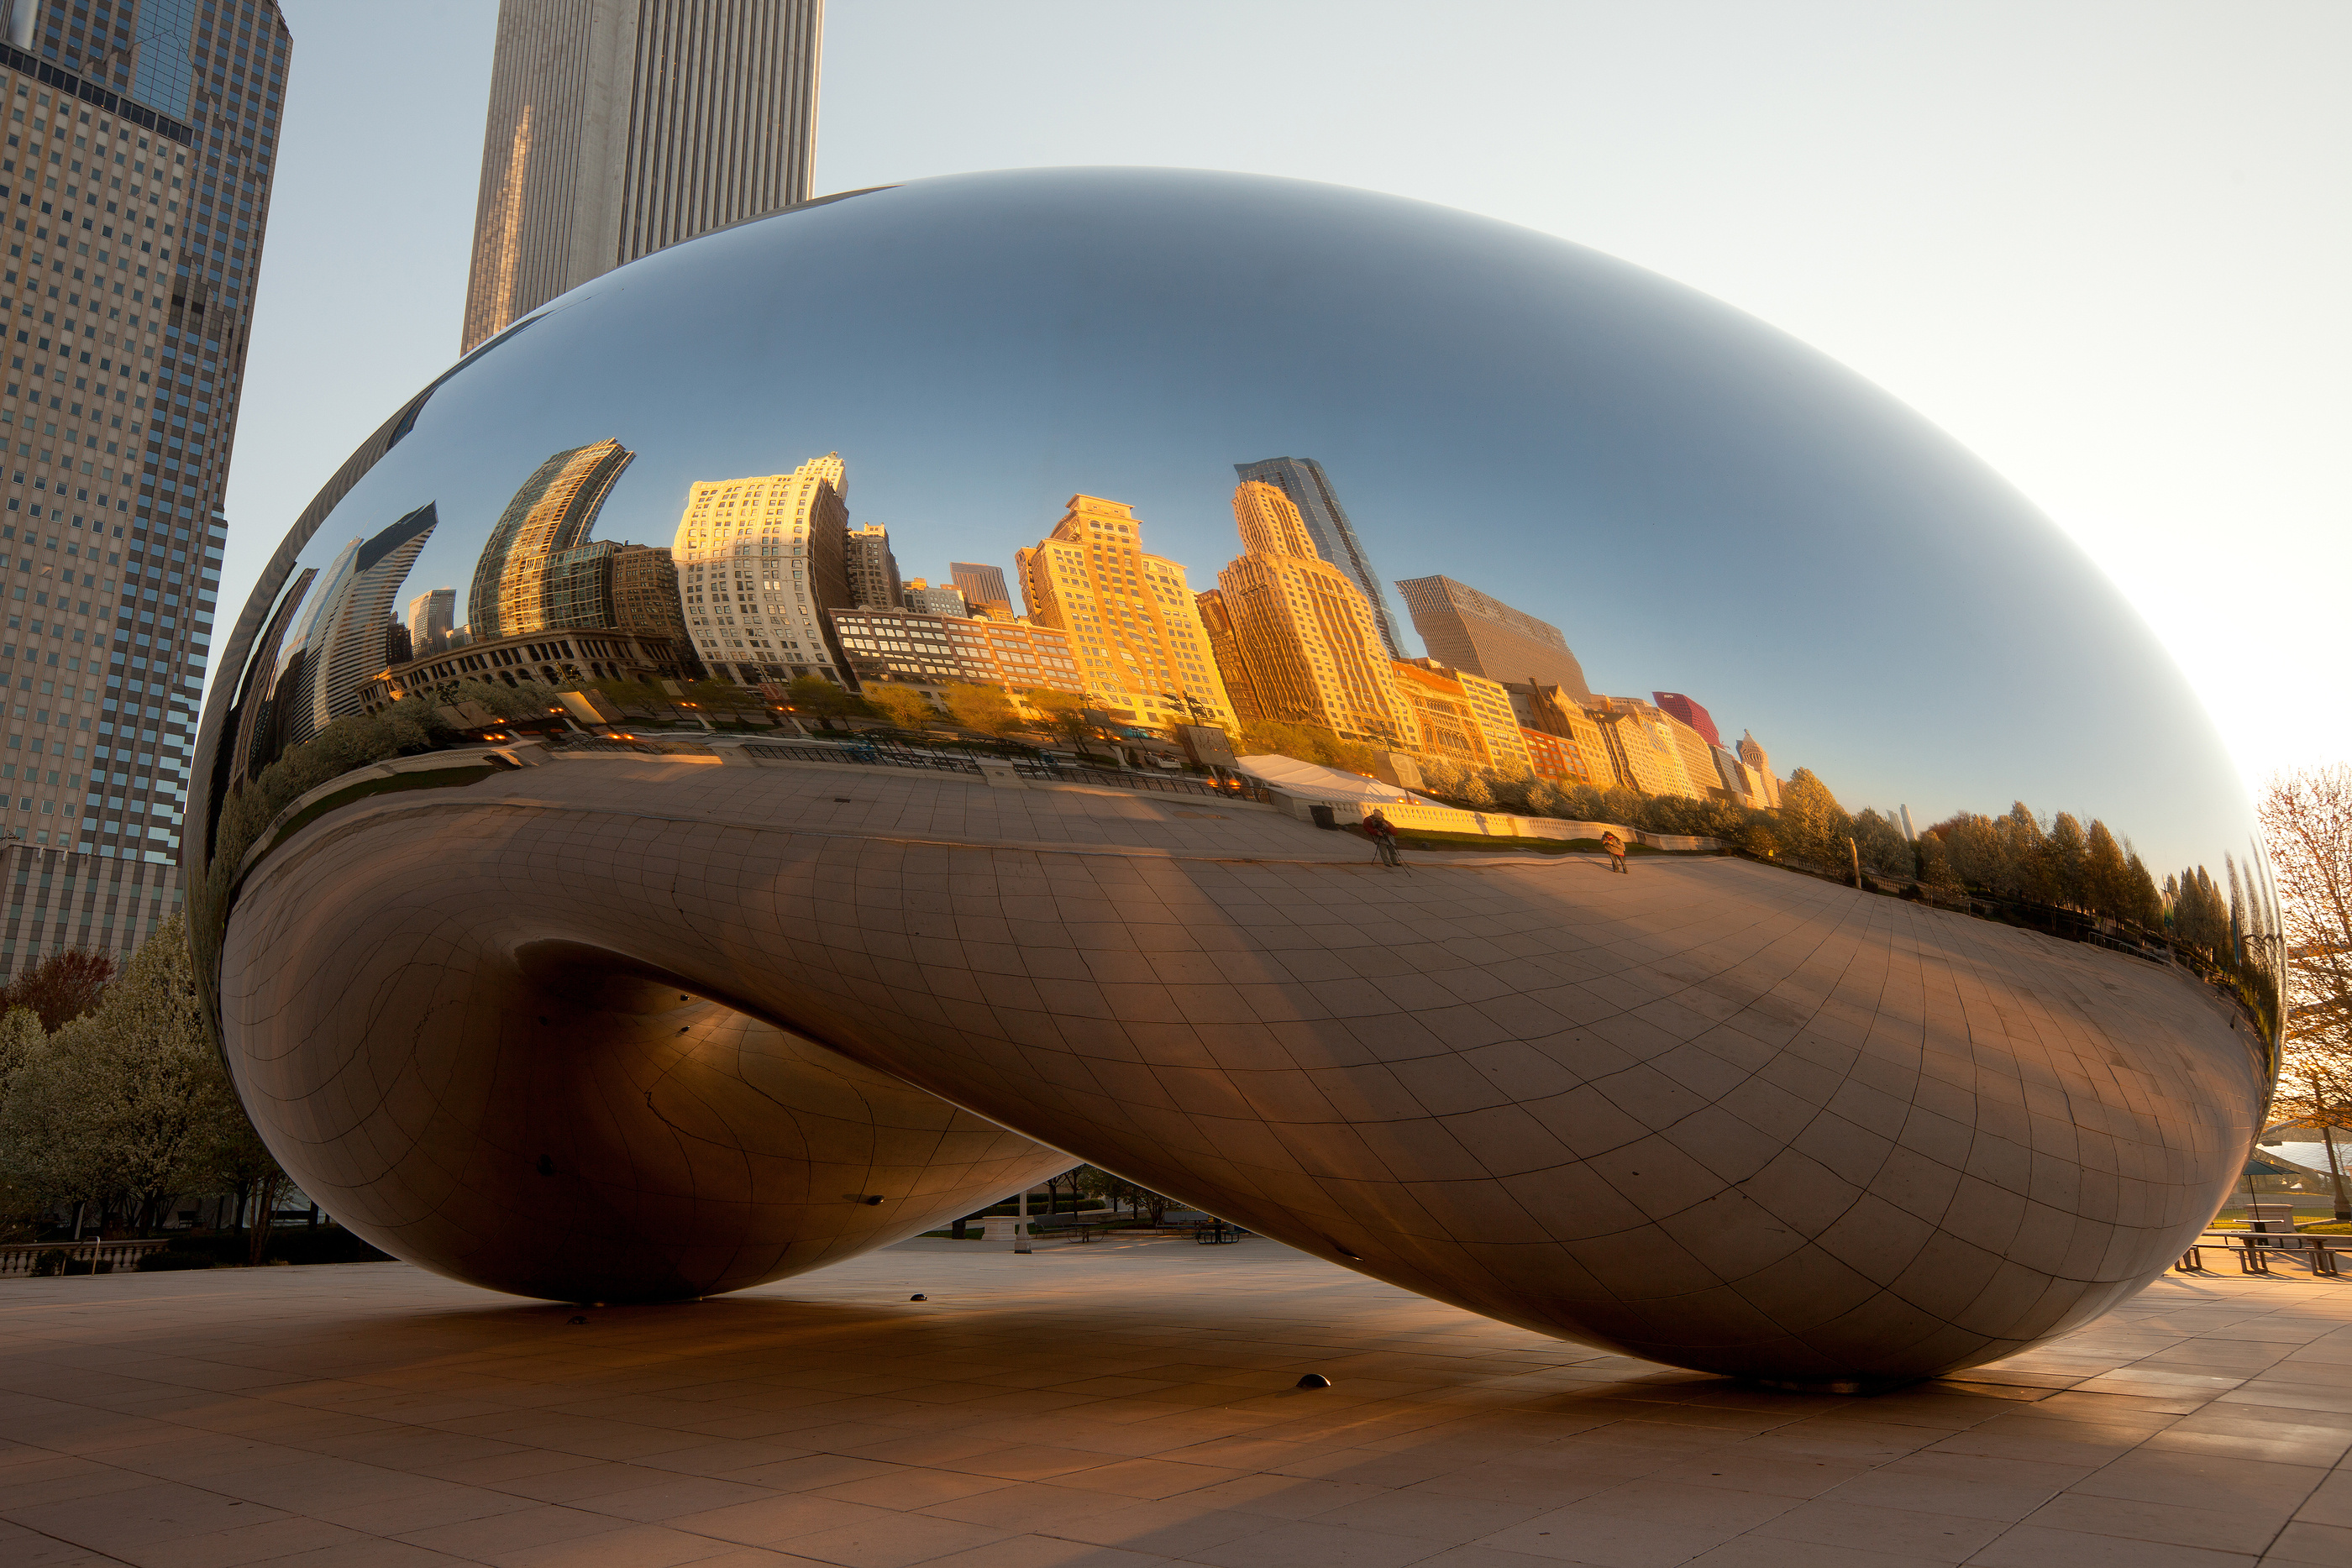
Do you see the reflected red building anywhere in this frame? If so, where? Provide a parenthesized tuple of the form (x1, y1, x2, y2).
(1651, 690, 1720, 747)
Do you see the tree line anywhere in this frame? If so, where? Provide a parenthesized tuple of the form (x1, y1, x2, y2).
(0, 915, 293, 1262)
(1382, 735, 2269, 984)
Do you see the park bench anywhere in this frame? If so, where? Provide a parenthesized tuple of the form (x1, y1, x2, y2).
(2179, 1230, 2346, 1277)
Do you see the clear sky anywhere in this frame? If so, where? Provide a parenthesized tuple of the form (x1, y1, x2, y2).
(236, 1, 2348, 793)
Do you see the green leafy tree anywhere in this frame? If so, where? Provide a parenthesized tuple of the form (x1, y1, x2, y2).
(0, 917, 223, 1233)
(943, 684, 1027, 738)
(1850, 809, 1914, 878)
(2082, 819, 2131, 920)
(1029, 690, 1113, 759)
(1918, 830, 1963, 890)
(864, 683, 937, 730)
(783, 676, 863, 729)
(1776, 768, 1851, 868)
(2046, 812, 2091, 910)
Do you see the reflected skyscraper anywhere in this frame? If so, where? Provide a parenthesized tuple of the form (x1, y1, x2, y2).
(900, 579, 968, 617)
(1395, 574, 1595, 703)
(846, 523, 901, 610)
(267, 505, 440, 756)
(1652, 691, 1720, 747)
(1233, 457, 1402, 658)
(466, 439, 635, 642)
(1740, 729, 1782, 809)
(1214, 481, 1409, 743)
(674, 454, 853, 684)
(1015, 496, 1234, 730)
(462, 0, 826, 353)
(407, 588, 455, 658)
(948, 562, 1013, 621)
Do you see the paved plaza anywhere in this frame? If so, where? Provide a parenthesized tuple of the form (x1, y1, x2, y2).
(1, 1236, 2346, 1568)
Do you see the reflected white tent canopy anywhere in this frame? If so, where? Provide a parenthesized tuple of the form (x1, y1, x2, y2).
(1231, 753, 1441, 806)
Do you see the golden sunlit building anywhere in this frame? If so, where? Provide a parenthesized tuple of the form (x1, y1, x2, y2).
(1390, 658, 1533, 775)
(674, 453, 854, 684)
(1740, 730, 1782, 809)
(1589, 698, 1705, 799)
(1520, 727, 1597, 787)
(1657, 706, 1726, 801)
(467, 438, 636, 642)
(1015, 496, 1234, 728)
(1212, 482, 1413, 745)
(1508, 680, 1610, 787)
(1193, 589, 1262, 723)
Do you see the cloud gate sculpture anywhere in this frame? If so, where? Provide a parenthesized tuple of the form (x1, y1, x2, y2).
(190, 169, 2276, 1387)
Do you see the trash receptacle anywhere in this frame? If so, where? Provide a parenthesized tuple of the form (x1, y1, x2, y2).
(1310, 804, 1337, 830)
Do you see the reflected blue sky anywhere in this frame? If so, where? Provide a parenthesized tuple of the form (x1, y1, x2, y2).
(235, 167, 2244, 872)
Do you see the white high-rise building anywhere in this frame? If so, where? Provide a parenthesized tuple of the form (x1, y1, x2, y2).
(462, 0, 826, 353)
(672, 454, 853, 685)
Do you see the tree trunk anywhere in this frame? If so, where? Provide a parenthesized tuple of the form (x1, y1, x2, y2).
(247, 1172, 286, 1267)
(2318, 1075, 2351, 1223)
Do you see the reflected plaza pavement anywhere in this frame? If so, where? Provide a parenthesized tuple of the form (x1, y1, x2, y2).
(1, 1236, 2347, 1568)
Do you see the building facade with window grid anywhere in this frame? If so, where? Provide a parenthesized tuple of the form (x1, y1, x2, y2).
(462, 0, 824, 354)
(829, 606, 1083, 697)
(673, 454, 854, 686)
(1012, 495, 1236, 732)
(0, 3, 286, 978)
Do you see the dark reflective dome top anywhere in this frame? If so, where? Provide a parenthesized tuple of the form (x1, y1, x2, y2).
(186, 170, 2279, 1370)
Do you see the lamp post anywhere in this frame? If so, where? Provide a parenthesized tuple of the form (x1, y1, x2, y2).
(1015, 1183, 1031, 1255)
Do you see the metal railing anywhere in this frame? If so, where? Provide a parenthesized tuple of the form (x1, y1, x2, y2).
(742, 741, 984, 775)
(1012, 760, 1270, 802)
(554, 736, 721, 758)
(0, 1238, 171, 1277)
(734, 739, 1270, 801)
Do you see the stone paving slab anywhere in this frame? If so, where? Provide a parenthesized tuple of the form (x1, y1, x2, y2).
(1, 1237, 2344, 1567)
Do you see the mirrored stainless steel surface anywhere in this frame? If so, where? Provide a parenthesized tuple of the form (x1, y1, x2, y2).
(192, 169, 2276, 1383)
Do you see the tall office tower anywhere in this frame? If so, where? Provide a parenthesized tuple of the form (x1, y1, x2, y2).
(608, 543, 685, 642)
(462, 0, 826, 354)
(1395, 575, 1593, 702)
(1232, 456, 1401, 658)
(1738, 730, 1781, 808)
(0, 3, 287, 977)
(948, 561, 1011, 621)
(466, 438, 634, 642)
(252, 503, 438, 756)
(1214, 481, 1410, 745)
(407, 586, 455, 658)
(845, 522, 900, 609)
(1651, 691, 1720, 747)
(900, 578, 967, 617)
(1190, 588, 1259, 723)
(1014, 495, 1233, 731)
(673, 452, 853, 684)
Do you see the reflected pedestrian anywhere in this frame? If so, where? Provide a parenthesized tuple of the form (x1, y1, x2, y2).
(1603, 830, 1628, 874)
(1362, 807, 1402, 868)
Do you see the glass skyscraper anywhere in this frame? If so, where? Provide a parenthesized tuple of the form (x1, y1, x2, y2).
(1232, 455, 1404, 658)
(0, 0, 287, 977)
